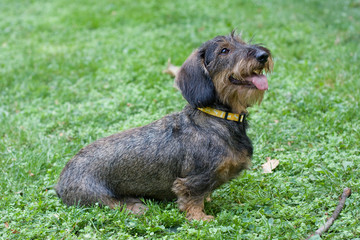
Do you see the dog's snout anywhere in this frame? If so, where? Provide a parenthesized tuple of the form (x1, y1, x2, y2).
(255, 51, 269, 64)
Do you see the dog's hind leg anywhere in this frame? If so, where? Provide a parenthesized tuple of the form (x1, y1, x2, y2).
(56, 176, 148, 214)
(56, 178, 120, 209)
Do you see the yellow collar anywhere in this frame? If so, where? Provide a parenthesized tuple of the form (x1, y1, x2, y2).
(198, 107, 246, 123)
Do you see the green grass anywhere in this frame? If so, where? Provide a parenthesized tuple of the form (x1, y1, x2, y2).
(1, 0, 359, 239)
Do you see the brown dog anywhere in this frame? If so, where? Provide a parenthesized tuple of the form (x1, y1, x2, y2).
(55, 32, 273, 221)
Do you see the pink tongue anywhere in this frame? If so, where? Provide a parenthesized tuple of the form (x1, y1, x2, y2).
(245, 74, 268, 90)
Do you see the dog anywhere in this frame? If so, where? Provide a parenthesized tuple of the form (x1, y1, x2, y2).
(55, 32, 273, 221)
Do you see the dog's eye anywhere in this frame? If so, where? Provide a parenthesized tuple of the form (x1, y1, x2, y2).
(220, 48, 230, 54)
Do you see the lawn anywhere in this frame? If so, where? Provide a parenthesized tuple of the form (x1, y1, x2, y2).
(1, 0, 359, 239)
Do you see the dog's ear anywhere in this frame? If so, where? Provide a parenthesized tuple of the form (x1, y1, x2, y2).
(175, 46, 216, 108)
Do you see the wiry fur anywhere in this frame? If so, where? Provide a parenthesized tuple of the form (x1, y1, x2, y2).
(56, 32, 273, 221)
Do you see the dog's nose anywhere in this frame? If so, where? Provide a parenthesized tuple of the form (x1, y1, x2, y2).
(255, 51, 269, 64)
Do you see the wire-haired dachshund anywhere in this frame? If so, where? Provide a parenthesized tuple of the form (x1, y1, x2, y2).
(56, 32, 273, 221)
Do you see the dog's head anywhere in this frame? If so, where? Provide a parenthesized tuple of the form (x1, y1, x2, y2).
(175, 32, 273, 113)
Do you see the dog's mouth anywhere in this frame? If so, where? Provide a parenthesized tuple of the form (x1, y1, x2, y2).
(229, 70, 268, 90)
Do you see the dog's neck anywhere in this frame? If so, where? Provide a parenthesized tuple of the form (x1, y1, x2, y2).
(213, 100, 248, 114)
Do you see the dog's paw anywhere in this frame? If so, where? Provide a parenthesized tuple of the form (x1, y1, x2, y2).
(200, 214, 215, 221)
(186, 212, 214, 221)
(127, 203, 149, 215)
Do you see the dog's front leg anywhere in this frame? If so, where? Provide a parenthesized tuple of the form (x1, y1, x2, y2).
(172, 177, 214, 221)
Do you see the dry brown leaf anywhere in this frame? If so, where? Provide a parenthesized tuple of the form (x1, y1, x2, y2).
(262, 158, 280, 173)
(163, 59, 180, 77)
